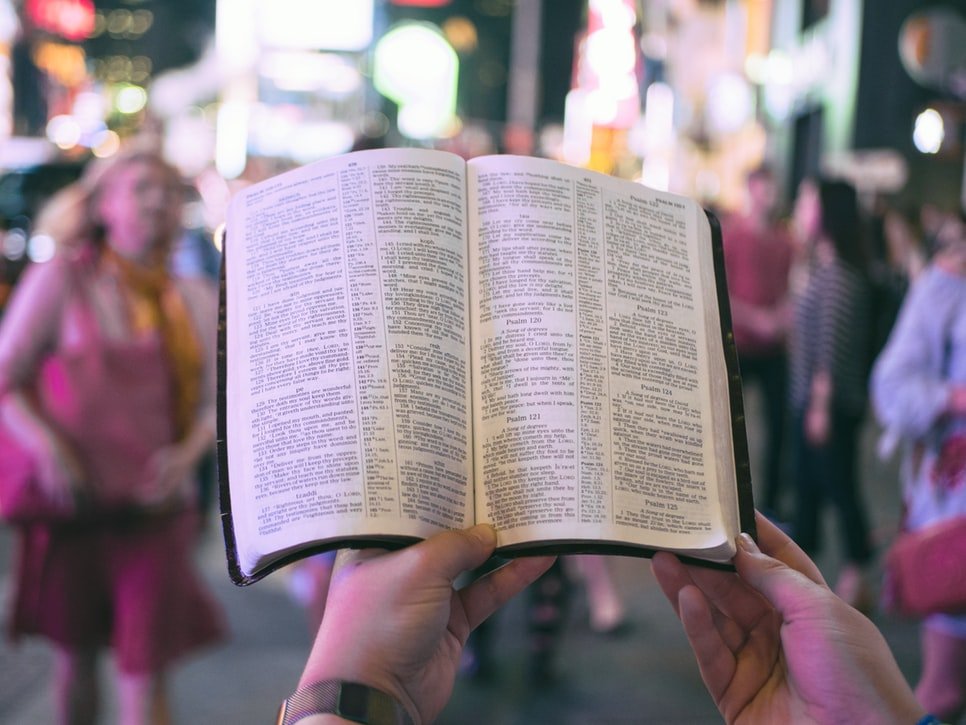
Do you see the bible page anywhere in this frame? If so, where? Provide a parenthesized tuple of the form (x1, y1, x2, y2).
(467, 155, 738, 561)
(225, 148, 473, 578)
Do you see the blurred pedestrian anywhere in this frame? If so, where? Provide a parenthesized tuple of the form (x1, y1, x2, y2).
(867, 202, 927, 366)
(0, 147, 225, 725)
(721, 165, 795, 520)
(871, 211, 966, 722)
(787, 176, 876, 611)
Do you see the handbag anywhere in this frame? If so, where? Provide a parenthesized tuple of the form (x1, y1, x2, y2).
(882, 515, 966, 617)
(0, 422, 76, 524)
(880, 321, 966, 618)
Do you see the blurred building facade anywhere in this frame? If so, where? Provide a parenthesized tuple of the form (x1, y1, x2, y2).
(0, 0, 963, 222)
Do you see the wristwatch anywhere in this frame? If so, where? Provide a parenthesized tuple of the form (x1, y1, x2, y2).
(276, 680, 415, 725)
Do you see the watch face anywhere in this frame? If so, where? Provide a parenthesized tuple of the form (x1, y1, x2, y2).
(338, 682, 370, 719)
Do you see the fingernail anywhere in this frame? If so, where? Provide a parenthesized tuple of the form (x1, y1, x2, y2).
(737, 533, 759, 553)
(472, 523, 497, 545)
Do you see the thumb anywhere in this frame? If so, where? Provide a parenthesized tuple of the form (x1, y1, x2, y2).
(733, 534, 832, 615)
(409, 524, 498, 584)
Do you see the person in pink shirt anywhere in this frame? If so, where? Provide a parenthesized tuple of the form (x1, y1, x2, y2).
(0, 148, 225, 725)
(721, 165, 795, 520)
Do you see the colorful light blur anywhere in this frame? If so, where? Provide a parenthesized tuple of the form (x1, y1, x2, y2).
(216, 99, 250, 179)
(260, 52, 361, 95)
(389, 0, 451, 6)
(31, 41, 87, 87)
(25, 0, 95, 41)
(373, 22, 458, 140)
(562, 89, 594, 165)
(913, 108, 944, 154)
(640, 81, 673, 191)
(576, 0, 640, 129)
(27, 232, 56, 263)
(45, 114, 81, 149)
(115, 84, 147, 114)
(705, 72, 753, 136)
(255, 0, 373, 52)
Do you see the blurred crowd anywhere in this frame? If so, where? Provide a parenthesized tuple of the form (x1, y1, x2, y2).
(720, 163, 966, 722)
(0, 128, 964, 724)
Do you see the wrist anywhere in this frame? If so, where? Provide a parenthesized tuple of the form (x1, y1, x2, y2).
(885, 691, 931, 725)
(303, 609, 411, 693)
(297, 670, 412, 723)
(277, 680, 415, 725)
(299, 647, 416, 725)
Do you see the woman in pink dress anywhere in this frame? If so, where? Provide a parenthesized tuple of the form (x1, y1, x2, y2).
(0, 148, 225, 724)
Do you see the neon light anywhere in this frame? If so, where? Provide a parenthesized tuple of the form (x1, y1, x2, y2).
(216, 101, 250, 179)
(913, 108, 944, 154)
(390, 0, 451, 6)
(256, 0, 373, 51)
(373, 23, 458, 139)
(25, 0, 94, 41)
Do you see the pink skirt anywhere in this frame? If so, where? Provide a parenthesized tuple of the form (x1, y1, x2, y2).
(8, 508, 226, 674)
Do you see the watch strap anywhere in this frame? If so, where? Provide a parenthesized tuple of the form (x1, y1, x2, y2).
(277, 680, 415, 725)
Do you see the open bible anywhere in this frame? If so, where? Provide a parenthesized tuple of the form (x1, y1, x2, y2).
(218, 148, 754, 585)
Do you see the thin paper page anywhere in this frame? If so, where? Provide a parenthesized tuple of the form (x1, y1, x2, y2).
(467, 155, 734, 554)
(225, 148, 474, 575)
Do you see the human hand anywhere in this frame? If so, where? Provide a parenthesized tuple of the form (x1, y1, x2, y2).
(141, 442, 197, 507)
(299, 525, 554, 724)
(1, 392, 83, 507)
(651, 513, 924, 724)
(30, 428, 84, 508)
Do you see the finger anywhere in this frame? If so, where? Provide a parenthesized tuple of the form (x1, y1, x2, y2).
(334, 545, 389, 572)
(734, 531, 835, 616)
(458, 555, 555, 631)
(705, 597, 756, 655)
(677, 561, 771, 635)
(677, 584, 735, 706)
(394, 524, 499, 587)
(749, 512, 827, 587)
(332, 524, 499, 585)
(650, 551, 694, 618)
(652, 553, 753, 654)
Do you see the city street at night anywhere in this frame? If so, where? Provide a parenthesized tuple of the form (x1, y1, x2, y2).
(1, 1, 964, 723)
